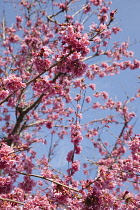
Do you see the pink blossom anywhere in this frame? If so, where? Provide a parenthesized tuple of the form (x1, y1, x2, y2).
(0, 176, 13, 194)
(76, 113, 82, 119)
(86, 96, 91, 103)
(112, 27, 122, 34)
(74, 94, 82, 101)
(101, 62, 108, 68)
(98, 14, 108, 23)
(0, 143, 18, 171)
(93, 36, 102, 43)
(58, 3, 67, 10)
(75, 145, 82, 154)
(0, 90, 9, 100)
(4, 74, 26, 92)
(133, 59, 140, 69)
(90, 22, 97, 30)
(18, 176, 36, 192)
(8, 34, 20, 43)
(16, 16, 22, 22)
(100, 6, 109, 13)
(93, 92, 100, 97)
(41, 168, 53, 178)
(76, 104, 81, 109)
(46, 121, 54, 129)
(83, 4, 91, 13)
(90, 0, 103, 6)
(0, 1, 140, 209)
(100, 91, 109, 99)
(23, 157, 34, 173)
(105, 99, 115, 108)
(89, 83, 96, 90)
(66, 150, 74, 162)
(71, 160, 80, 172)
(92, 102, 101, 109)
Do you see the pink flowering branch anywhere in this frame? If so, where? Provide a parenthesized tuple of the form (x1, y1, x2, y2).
(89, 9, 117, 41)
(26, 50, 74, 86)
(0, 51, 73, 106)
(4, 50, 74, 146)
(0, 1, 140, 209)
(0, 91, 17, 106)
(0, 197, 24, 205)
(16, 171, 79, 192)
(48, 0, 73, 18)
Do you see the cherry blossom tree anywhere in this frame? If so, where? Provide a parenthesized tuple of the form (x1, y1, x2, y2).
(0, 0, 140, 209)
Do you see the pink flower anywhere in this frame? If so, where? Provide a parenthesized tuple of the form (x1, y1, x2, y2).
(92, 102, 101, 109)
(105, 99, 115, 108)
(93, 92, 100, 97)
(0, 90, 9, 100)
(75, 145, 82, 154)
(93, 36, 102, 43)
(86, 96, 91, 103)
(98, 14, 108, 23)
(84, 4, 91, 13)
(0, 176, 13, 194)
(100, 6, 109, 13)
(110, 9, 117, 20)
(90, 0, 103, 6)
(46, 121, 54, 129)
(89, 83, 96, 90)
(112, 27, 122, 34)
(66, 150, 74, 162)
(18, 176, 36, 192)
(58, 3, 67, 9)
(71, 160, 80, 172)
(90, 22, 97, 30)
(16, 16, 22, 22)
(59, 24, 90, 57)
(100, 91, 109, 99)
(23, 157, 34, 174)
(0, 143, 17, 171)
(76, 104, 81, 109)
(41, 168, 53, 178)
(4, 74, 26, 92)
(133, 59, 140, 69)
(74, 94, 82, 101)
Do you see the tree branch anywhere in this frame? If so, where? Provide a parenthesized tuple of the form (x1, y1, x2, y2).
(17, 171, 79, 192)
(0, 197, 24, 205)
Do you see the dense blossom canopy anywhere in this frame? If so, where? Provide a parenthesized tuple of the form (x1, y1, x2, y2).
(0, 0, 140, 209)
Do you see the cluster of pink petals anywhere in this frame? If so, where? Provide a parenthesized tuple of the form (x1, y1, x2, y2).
(0, 176, 13, 194)
(60, 24, 90, 56)
(0, 143, 19, 172)
(90, 0, 103, 6)
(3, 74, 26, 92)
(56, 52, 88, 77)
(18, 176, 36, 192)
(0, 0, 140, 209)
(0, 89, 9, 100)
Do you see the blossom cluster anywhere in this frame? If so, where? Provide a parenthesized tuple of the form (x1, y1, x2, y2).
(3, 74, 26, 93)
(0, 0, 140, 209)
(59, 23, 90, 56)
